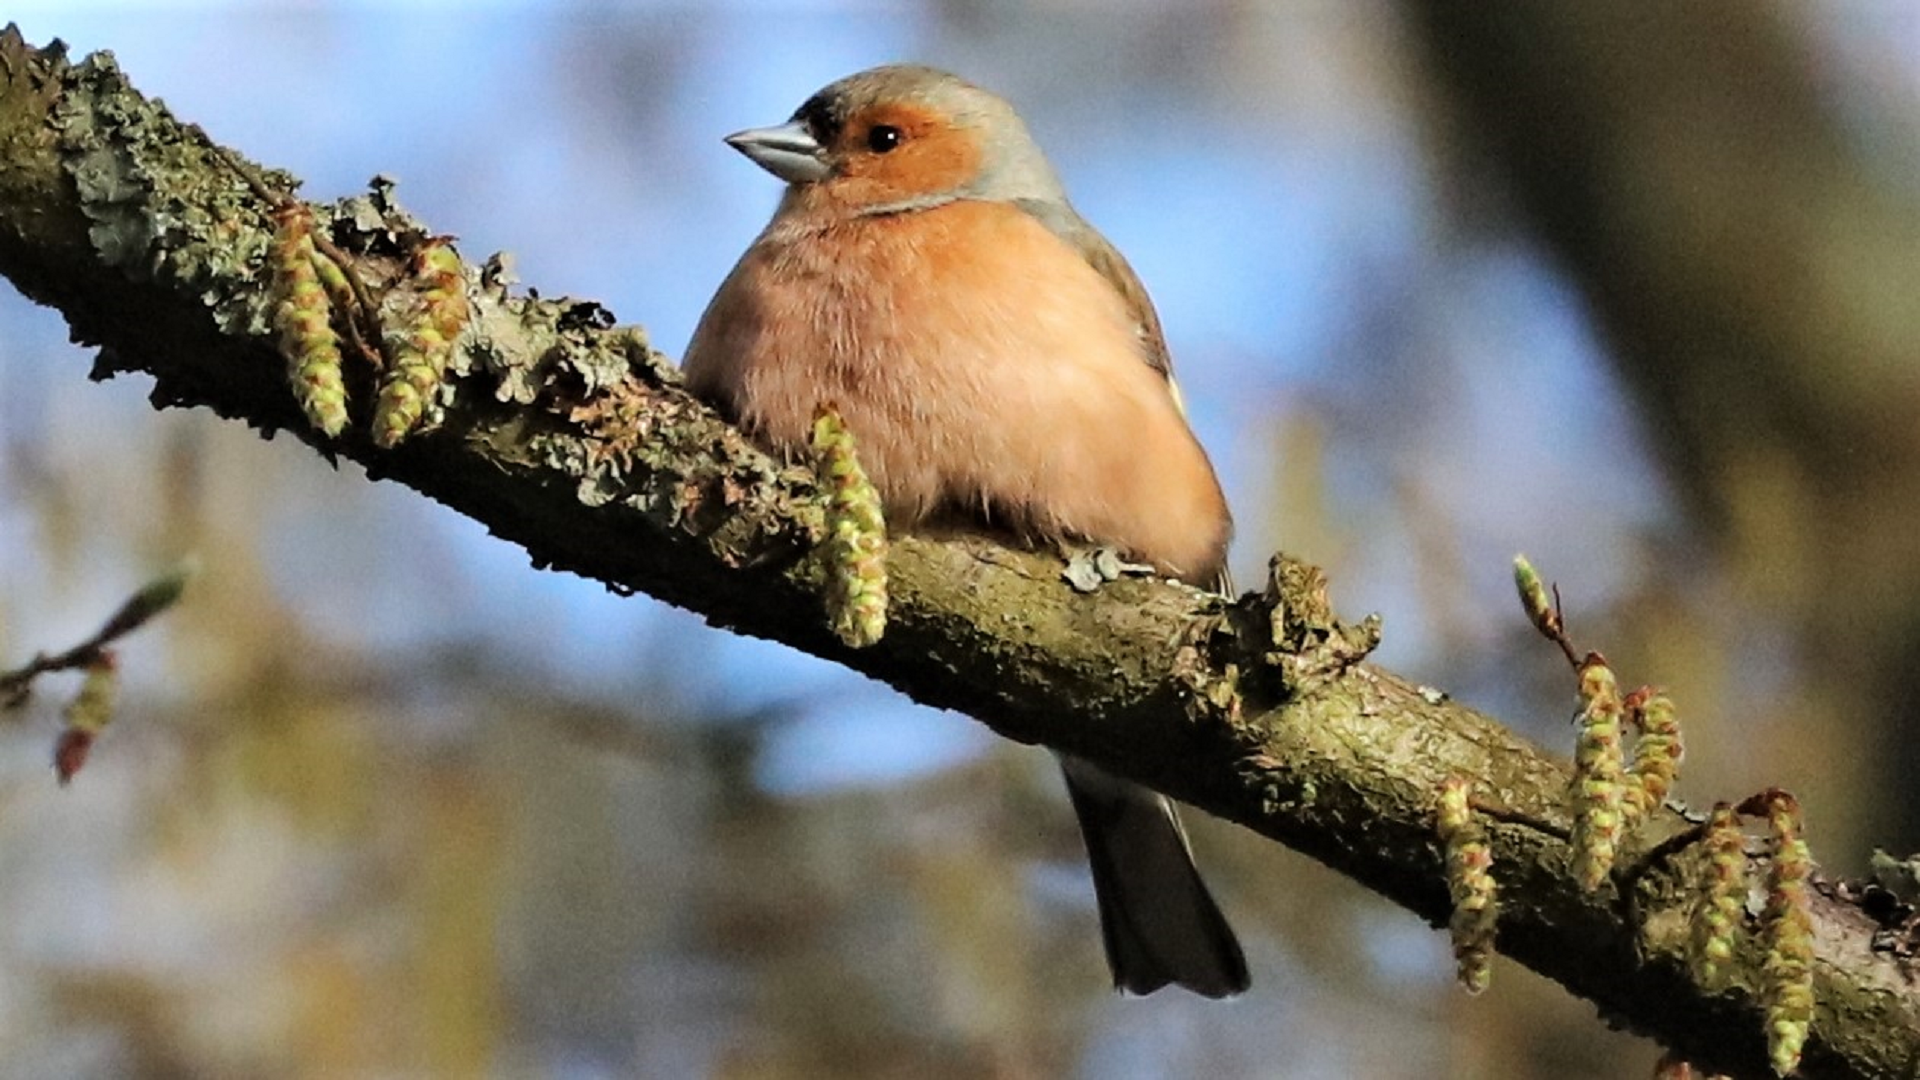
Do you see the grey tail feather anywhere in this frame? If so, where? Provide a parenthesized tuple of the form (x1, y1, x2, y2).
(1058, 755, 1249, 998)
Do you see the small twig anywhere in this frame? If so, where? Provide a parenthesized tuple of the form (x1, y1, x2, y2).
(212, 138, 389, 370)
(1466, 793, 1573, 842)
(309, 230, 390, 368)
(1617, 817, 1719, 895)
(0, 563, 195, 709)
(1550, 583, 1578, 667)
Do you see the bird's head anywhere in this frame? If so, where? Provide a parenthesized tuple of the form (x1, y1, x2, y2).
(724, 64, 1067, 215)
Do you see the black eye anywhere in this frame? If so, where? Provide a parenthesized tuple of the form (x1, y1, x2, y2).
(866, 125, 903, 153)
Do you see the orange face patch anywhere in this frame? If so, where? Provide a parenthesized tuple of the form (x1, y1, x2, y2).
(820, 102, 983, 209)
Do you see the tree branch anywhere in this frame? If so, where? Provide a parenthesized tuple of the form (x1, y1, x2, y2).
(0, 28, 1912, 1079)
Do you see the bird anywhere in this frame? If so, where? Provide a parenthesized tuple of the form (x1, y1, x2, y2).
(682, 64, 1248, 998)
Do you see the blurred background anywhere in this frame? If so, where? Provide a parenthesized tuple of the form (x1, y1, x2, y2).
(1, 2, 1916, 1077)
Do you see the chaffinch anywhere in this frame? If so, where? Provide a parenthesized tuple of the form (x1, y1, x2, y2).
(684, 64, 1246, 998)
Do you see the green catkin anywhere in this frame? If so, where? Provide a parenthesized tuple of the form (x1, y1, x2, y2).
(1691, 803, 1746, 986)
(811, 408, 888, 647)
(1437, 775, 1498, 994)
(1624, 689, 1684, 826)
(374, 239, 470, 448)
(270, 206, 348, 436)
(54, 654, 119, 784)
(1570, 654, 1626, 890)
(1761, 794, 1814, 1076)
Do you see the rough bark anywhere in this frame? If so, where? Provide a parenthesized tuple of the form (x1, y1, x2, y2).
(1, 28, 1915, 1079)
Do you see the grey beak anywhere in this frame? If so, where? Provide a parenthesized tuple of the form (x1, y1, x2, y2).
(724, 120, 830, 185)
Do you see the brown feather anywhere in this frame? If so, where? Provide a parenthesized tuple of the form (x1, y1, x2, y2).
(685, 195, 1230, 584)
(1013, 196, 1174, 380)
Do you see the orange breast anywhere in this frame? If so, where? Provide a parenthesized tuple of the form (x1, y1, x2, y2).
(682, 199, 1230, 583)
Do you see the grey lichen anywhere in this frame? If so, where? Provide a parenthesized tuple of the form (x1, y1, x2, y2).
(1060, 545, 1154, 593)
(50, 50, 275, 338)
(41, 39, 712, 508)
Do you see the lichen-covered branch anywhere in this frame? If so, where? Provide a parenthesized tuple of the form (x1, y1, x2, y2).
(0, 28, 1914, 1079)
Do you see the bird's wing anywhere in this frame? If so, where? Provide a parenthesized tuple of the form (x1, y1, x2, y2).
(1012, 198, 1173, 380)
(1014, 197, 1230, 596)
